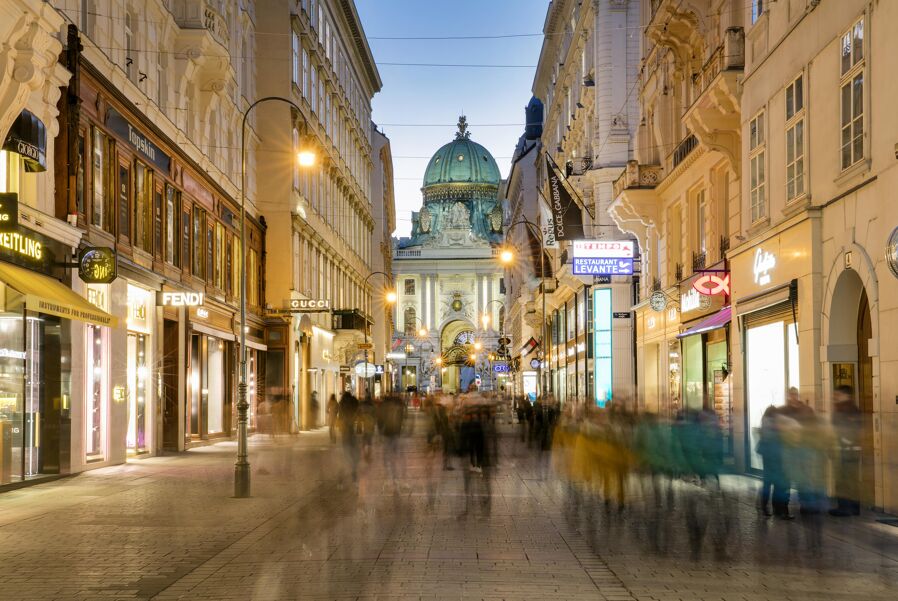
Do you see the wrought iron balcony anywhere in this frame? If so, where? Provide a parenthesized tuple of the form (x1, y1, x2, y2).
(672, 134, 698, 169)
(675, 263, 683, 282)
(692, 251, 706, 271)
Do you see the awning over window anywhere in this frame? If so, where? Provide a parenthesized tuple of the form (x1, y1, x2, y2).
(676, 306, 731, 339)
(0, 262, 117, 327)
(2, 110, 47, 172)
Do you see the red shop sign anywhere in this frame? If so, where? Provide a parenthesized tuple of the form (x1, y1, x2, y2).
(693, 274, 730, 296)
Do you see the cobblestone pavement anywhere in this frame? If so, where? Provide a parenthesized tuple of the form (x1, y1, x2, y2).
(1, 414, 897, 600)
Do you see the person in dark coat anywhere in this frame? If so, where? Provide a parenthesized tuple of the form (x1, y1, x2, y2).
(337, 391, 360, 481)
(830, 385, 863, 516)
(756, 405, 787, 517)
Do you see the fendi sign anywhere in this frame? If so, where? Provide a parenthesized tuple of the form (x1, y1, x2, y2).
(157, 291, 205, 307)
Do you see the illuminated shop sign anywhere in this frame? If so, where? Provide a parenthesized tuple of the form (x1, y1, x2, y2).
(0, 193, 19, 232)
(78, 246, 117, 284)
(0, 230, 42, 261)
(0, 348, 26, 360)
(286, 298, 331, 312)
(680, 288, 711, 313)
(592, 288, 613, 408)
(572, 257, 633, 276)
(573, 240, 635, 258)
(753, 248, 776, 286)
(692, 273, 730, 296)
(156, 291, 204, 306)
(572, 240, 635, 276)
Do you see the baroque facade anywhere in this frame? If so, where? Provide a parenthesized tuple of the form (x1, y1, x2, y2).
(392, 118, 506, 395)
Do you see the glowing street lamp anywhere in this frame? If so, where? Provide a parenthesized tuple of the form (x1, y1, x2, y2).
(499, 247, 514, 265)
(473, 341, 482, 351)
(385, 290, 398, 304)
(297, 150, 316, 167)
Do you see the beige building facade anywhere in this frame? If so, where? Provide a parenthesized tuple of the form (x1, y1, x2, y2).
(730, 0, 898, 512)
(610, 1, 745, 439)
(256, 0, 382, 428)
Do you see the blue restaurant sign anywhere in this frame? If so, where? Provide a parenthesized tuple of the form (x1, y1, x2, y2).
(572, 257, 633, 276)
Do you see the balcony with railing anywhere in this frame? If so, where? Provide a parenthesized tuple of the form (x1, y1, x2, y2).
(173, 0, 230, 50)
(671, 133, 698, 170)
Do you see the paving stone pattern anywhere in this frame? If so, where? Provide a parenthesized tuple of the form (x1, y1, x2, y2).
(0, 415, 896, 600)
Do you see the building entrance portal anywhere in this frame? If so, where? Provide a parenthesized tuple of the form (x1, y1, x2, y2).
(440, 320, 476, 394)
(827, 268, 875, 509)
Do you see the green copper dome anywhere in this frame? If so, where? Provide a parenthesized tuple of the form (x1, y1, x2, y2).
(422, 117, 501, 188)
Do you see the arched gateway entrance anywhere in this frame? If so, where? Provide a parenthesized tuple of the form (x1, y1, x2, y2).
(440, 320, 476, 393)
(826, 268, 875, 508)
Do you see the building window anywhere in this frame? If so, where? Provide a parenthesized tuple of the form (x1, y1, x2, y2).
(214, 222, 225, 290)
(291, 30, 300, 85)
(91, 128, 113, 232)
(165, 185, 180, 266)
(695, 189, 706, 255)
(749, 111, 766, 223)
(404, 307, 417, 336)
(192, 206, 205, 279)
(248, 248, 260, 307)
(75, 131, 85, 215)
(751, 0, 764, 24)
(302, 48, 309, 100)
(124, 10, 136, 82)
(310, 66, 318, 114)
(785, 75, 805, 201)
(292, 127, 300, 190)
(840, 18, 865, 170)
(134, 161, 153, 252)
(404, 278, 415, 295)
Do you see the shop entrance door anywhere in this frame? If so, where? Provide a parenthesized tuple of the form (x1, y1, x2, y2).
(126, 332, 148, 452)
(162, 320, 179, 451)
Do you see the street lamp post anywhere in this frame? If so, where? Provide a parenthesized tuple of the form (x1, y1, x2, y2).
(236, 95, 315, 498)
(361, 271, 396, 397)
(500, 218, 550, 401)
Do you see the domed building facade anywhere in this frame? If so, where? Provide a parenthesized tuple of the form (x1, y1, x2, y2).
(392, 117, 507, 394)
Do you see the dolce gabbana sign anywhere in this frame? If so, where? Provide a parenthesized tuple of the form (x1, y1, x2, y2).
(156, 291, 205, 307)
(105, 107, 171, 174)
(285, 298, 331, 312)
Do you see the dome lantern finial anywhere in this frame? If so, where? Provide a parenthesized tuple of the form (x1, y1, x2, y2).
(455, 115, 471, 140)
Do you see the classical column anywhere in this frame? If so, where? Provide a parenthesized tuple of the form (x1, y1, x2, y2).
(429, 275, 437, 330)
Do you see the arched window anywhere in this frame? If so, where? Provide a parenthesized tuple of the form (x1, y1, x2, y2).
(403, 307, 416, 336)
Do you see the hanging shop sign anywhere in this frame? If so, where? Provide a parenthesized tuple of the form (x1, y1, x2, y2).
(493, 363, 510, 373)
(886, 227, 898, 279)
(572, 240, 635, 276)
(77, 246, 117, 284)
(0, 193, 19, 232)
(2, 110, 46, 172)
(156, 291, 205, 306)
(545, 157, 584, 240)
(692, 273, 730, 296)
(572, 257, 633, 276)
(529, 358, 540, 369)
(680, 287, 712, 314)
(285, 298, 331, 312)
(354, 362, 377, 377)
(649, 290, 667, 312)
(573, 240, 635, 258)
(105, 107, 171, 174)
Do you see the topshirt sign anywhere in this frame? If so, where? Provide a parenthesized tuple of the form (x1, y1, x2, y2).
(156, 291, 205, 306)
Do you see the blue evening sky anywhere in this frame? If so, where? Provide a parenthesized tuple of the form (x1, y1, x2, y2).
(355, 0, 548, 237)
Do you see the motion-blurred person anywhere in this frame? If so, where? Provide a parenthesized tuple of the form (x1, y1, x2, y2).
(358, 392, 377, 461)
(326, 393, 338, 444)
(337, 390, 360, 481)
(830, 385, 862, 516)
(780, 387, 827, 516)
(756, 405, 787, 517)
(378, 394, 406, 486)
(310, 391, 320, 429)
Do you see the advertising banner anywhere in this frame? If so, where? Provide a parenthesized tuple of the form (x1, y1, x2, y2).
(545, 156, 584, 240)
(572, 257, 634, 276)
